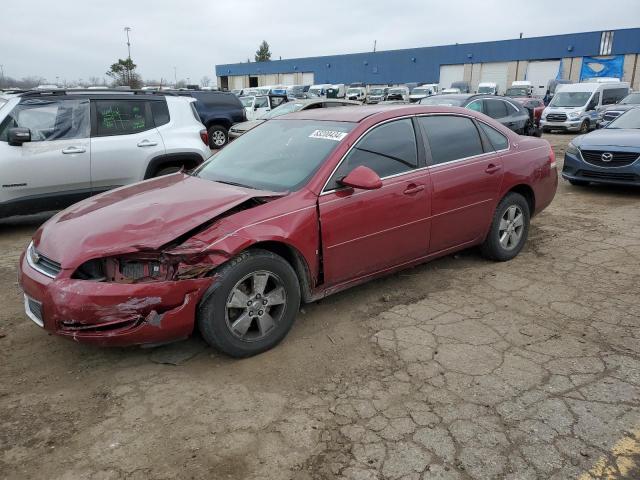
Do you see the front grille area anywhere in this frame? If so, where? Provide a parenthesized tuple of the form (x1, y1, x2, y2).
(581, 150, 639, 167)
(603, 111, 622, 122)
(577, 170, 638, 182)
(546, 113, 567, 122)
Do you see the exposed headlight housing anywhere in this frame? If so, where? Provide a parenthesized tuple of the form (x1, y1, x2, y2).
(566, 142, 579, 156)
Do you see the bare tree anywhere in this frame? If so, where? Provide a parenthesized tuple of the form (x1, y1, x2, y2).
(200, 76, 211, 87)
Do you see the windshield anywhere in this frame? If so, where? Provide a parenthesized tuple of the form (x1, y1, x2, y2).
(549, 91, 592, 107)
(370, 89, 384, 95)
(195, 120, 354, 191)
(347, 88, 361, 95)
(506, 88, 529, 97)
(240, 96, 254, 108)
(478, 86, 495, 94)
(411, 88, 429, 95)
(419, 96, 464, 106)
(607, 108, 640, 129)
(620, 93, 640, 105)
(388, 89, 405, 94)
(308, 88, 323, 96)
(259, 102, 304, 119)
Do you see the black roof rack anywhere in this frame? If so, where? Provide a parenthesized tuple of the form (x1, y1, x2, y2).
(19, 88, 178, 97)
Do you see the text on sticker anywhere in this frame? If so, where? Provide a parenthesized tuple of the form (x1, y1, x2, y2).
(309, 130, 348, 141)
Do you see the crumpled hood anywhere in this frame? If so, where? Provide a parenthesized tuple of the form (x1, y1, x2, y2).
(34, 173, 281, 268)
(574, 129, 640, 149)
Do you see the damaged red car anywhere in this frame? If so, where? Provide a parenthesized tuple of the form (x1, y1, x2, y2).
(19, 105, 557, 357)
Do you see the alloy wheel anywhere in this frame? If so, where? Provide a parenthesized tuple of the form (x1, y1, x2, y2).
(211, 130, 227, 147)
(225, 270, 287, 342)
(498, 205, 524, 250)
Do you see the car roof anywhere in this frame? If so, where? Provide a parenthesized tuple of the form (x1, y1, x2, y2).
(277, 104, 481, 123)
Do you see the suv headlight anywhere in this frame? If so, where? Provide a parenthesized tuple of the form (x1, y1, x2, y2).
(566, 142, 579, 156)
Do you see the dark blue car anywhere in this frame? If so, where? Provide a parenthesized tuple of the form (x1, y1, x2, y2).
(562, 107, 640, 186)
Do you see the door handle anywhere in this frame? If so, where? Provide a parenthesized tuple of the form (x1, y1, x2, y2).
(137, 140, 158, 147)
(403, 184, 425, 195)
(485, 164, 502, 174)
(61, 146, 86, 154)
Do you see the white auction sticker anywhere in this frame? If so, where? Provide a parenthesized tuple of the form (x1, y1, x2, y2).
(309, 130, 348, 141)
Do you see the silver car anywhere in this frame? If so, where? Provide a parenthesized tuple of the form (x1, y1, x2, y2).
(0, 90, 212, 218)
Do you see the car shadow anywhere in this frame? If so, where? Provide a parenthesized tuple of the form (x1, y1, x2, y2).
(0, 211, 57, 234)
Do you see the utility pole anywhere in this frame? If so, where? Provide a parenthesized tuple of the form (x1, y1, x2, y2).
(0, 65, 4, 88)
(174, 66, 177, 86)
(373, 40, 377, 53)
(124, 27, 132, 59)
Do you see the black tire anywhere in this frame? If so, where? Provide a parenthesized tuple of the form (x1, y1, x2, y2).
(481, 192, 530, 262)
(154, 166, 182, 177)
(197, 249, 301, 358)
(208, 125, 228, 149)
(569, 179, 590, 187)
(542, 127, 551, 134)
(579, 120, 590, 134)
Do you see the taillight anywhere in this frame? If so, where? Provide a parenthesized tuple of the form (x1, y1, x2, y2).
(200, 129, 209, 146)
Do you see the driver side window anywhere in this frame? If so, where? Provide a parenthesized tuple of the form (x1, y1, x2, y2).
(0, 98, 90, 143)
(325, 118, 418, 191)
(254, 97, 269, 109)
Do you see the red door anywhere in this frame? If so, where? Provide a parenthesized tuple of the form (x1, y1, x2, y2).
(417, 115, 504, 253)
(318, 118, 431, 286)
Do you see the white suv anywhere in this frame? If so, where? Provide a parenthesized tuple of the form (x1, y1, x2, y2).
(0, 90, 212, 218)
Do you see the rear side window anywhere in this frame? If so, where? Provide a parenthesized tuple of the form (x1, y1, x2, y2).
(419, 115, 484, 165)
(95, 100, 151, 136)
(151, 100, 170, 127)
(478, 122, 509, 151)
(484, 100, 508, 119)
(327, 118, 417, 189)
(505, 101, 519, 115)
(189, 102, 202, 123)
(191, 92, 242, 108)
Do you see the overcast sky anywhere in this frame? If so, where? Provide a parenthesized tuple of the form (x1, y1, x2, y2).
(1, 0, 638, 85)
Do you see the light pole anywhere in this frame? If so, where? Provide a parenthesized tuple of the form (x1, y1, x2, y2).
(174, 66, 177, 87)
(0, 64, 4, 88)
(124, 27, 132, 59)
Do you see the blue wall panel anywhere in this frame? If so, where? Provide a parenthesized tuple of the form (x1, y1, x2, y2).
(216, 28, 640, 85)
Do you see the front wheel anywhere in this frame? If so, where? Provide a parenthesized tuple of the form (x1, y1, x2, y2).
(197, 249, 301, 357)
(481, 193, 530, 262)
(579, 120, 590, 134)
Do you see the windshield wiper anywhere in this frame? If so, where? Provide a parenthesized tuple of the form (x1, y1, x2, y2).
(215, 179, 257, 190)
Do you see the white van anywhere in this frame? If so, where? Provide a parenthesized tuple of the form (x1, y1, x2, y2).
(477, 82, 498, 95)
(505, 81, 533, 97)
(409, 84, 439, 103)
(541, 81, 630, 133)
(308, 84, 333, 98)
(346, 87, 367, 102)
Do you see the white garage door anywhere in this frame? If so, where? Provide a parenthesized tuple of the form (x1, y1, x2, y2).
(439, 64, 465, 89)
(230, 76, 244, 90)
(479, 62, 509, 94)
(526, 60, 561, 96)
(280, 73, 295, 85)
(302, 72, 315, 85)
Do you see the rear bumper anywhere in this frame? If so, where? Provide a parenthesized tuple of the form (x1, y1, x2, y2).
(19, 251, 214, 347)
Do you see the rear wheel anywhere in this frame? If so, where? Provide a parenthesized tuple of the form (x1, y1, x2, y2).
(208, 125, 228, 149)
(481, 192, 530, 262)
(197, 249, 301, 358)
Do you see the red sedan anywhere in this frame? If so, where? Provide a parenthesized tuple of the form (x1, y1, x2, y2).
(19, 105, 557, 357)
(512, 97, 545, 127)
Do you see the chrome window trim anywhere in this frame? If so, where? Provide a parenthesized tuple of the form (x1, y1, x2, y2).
(320, 112, 510, 195)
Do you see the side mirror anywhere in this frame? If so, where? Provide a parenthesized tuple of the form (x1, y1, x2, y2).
(8, 127, 31, 146)
(339, 166, 382, 190)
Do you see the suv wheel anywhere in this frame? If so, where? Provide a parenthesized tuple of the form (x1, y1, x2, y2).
(197, 249, 301, 357)
(208, 125, 228, 149)
(481, 192, 530, 262)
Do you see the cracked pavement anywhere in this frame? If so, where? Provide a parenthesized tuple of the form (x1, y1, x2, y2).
(1, 134, 640, 479)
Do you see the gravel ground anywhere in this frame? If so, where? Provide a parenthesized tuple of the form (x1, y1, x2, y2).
(1, 133, 640, 480)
